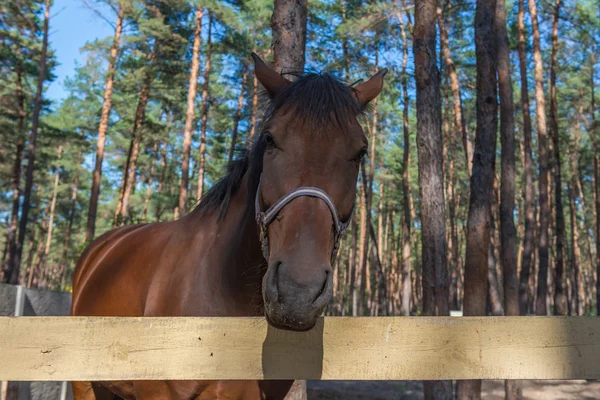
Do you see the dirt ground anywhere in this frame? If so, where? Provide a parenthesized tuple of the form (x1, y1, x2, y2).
(307, 380, 600, 399)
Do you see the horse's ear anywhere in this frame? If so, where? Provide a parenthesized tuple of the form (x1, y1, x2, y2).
(355, 68, 389, 107)
(251, 52, 291, 98)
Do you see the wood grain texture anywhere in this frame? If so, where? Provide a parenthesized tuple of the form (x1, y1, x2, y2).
(1, 317, 599, 381)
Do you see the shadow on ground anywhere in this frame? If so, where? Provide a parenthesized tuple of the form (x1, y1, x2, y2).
(307, 380, 600, 400)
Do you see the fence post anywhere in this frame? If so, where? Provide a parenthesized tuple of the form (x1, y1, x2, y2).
(1, 285, 25, 400)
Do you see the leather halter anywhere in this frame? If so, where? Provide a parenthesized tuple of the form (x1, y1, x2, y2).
(254, 175, 353, 264)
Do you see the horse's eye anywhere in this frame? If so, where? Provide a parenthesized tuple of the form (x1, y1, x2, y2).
(354, 147, 368, 162)
(264, 133, 276, 148)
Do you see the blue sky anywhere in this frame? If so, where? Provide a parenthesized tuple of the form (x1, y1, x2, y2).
(47, 0, 114, 102)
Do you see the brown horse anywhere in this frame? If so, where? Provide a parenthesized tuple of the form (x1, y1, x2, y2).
(70, 53, 387, 400)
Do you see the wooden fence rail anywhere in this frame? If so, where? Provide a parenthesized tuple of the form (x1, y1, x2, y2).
(1, 316, 599, 381)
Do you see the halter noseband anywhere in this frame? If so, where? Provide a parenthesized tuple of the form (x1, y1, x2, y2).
(254, 175, 353, 264)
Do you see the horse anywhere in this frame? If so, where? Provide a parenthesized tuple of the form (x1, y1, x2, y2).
(70, 53, 387, 400)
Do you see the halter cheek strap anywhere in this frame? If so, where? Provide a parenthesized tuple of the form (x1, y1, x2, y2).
(254, 175, 353, 264)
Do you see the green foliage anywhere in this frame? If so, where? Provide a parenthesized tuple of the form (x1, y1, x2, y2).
(0, 0, 599, 317)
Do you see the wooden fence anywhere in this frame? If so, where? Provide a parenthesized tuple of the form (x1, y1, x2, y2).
(1, 316, 599, 381)
(1, 284, 72, 400)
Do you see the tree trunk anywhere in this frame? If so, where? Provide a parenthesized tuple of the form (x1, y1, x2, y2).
(414, 0, 452, 397)
(436, 2, 473, 177)
(517, 0, 535, 317)
(342, 0, 350, 82)
(567, 176, 584, 315)
(548, 163, 555, 314)
(383, 202, 390, 269)
(60, 152, 81, 288)
(399, 12, 412, 316)
(248, 74, 259, 146)
(566, 183, 575, 315)
(7, 0, 51, 284)
(517, 138, 525, 275)
(549, 0, 567, 316)
(364, 44, 380, 314)
(22, 228, 37, 287)
(271, 0, 308, 73)
(377, 184, 384, 269)
(142, 142, 158, 223)
(442, 71, 458, 311)
(384, 206, 393, 314)
(572, 100, 596, 293)
(40, 146, 62, 285)
(496, 0, 518, 318)
(114, 47, 158, 225)
(457, 0, 497, 397)
(591, 60, 600, 318)
(177, 7, 203, 219)
(358, 166, 369, 315)
(350, 214, 358, 316)
(197, 12, 213, 201)
(271, 1, 309, 396)
(156, 141, 168, 222)
(28, 212, 49, 289)
(228, 67, 248, 166)
(2, 59, 25, 282)
(527, 0, 550, 316)
(389, 209, 399, 314)
(331, 237, 342, 315)
(377, 185, 386, 314)
(121, 62, 156, 220)
(369, 222, 387, 316)
(495, 0, 521, 394)
(114, 142, 133, 225)
(341, 231, 352, 315)
(26, 201, 49, 288)
(528, 220, 538, 314)
(488, 209, 504, 316)
(85, 5, 124, 242)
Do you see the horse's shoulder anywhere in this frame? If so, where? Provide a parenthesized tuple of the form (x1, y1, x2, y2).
(72, 224, 149, 290)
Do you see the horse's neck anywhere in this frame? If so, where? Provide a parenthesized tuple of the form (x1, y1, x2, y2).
(208, 173, 266, 311)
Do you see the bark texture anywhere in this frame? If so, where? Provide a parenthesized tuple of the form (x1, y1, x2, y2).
(114, 47, 157, 225)
(228, 67, 248, 166)
(7, 0, 51, 284)
(399, 12, 412, 316)
(549, 0, 567, 316)
(517, 0, 534, 316)
(457, 0, 497, 397)
(197, 12, 213, 201)
(495, 0, 521, 395)
(271, 0, 308, 73)
(528, 0, 551, 316)
(85, 6, 124, 242)
(591, 61, 600, 317)
(3, 58, 25, 281)
(177, 7, 203, 218)
(414, 0, 451, 397)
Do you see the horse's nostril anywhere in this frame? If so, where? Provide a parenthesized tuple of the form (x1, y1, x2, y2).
(265, 261, 281, 303)
(314, 269, 330, 304)
(276, 264, 283, 303)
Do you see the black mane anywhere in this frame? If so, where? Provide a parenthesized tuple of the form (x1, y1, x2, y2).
(192, 72, 366, 219)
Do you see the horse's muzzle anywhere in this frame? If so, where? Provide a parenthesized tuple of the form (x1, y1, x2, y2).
(262, 260, 332, 331)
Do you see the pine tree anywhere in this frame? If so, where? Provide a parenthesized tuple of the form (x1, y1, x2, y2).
(458, 0, 498, 397)
(6, 0, 52, 284)
(176, 7, 203, 218)
(414, 0, 451, 398)
(529, 0, 551, 316)
(85, 3, 125, 242)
